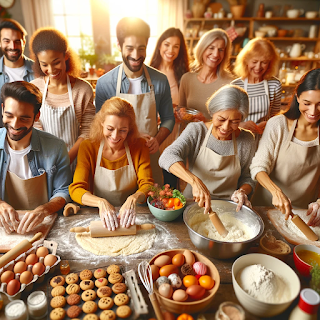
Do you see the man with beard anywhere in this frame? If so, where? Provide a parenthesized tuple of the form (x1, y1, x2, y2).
(0, 19, 34, 126)
(95, 17, 174, 184)
(0, 81, 71, 234)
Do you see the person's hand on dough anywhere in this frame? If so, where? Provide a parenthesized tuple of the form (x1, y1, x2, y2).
(0, 200, 19, 234)
(231, 189, 252, 212)
(98, 200, 118, 231)
(17, 209, 46, 234)
(271, 189, 292, 220)
(119, 194, 138, 228)
(306, 201, 320, 227)
(191, 176, 212, 214)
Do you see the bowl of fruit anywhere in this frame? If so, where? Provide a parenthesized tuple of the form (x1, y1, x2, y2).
(147, 184, 186, 222)
(176, 107, 207, 124)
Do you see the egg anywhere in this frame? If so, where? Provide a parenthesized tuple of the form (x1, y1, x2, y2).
(159, 264, 178, 277)
(193, 261, 207, 275)
(13, 261, 27, 274)
(183, 275, 198, 288)
(7, 279, 20, 296)
(0, 270, 15, 284)
(172, 253, 185, 266)
(158, 283, 173, 299)
(20, 271, 34, 284)
(44, 254, 57, 267)
(168, 273, 182, 289)
(163, 311, 176, 320)
(36, 246, 49, 258)
(183, 250, 195, 266)
(199, 275, 215, 290)
(172, 289, 188, 302)
(186, 284, 206, 300)
(25, 253, 38, 265)
(150, 264, 160, 281)
(155, 276, 170, 289)
(154, 255, 171, 268)
(32, 262, 45, 276)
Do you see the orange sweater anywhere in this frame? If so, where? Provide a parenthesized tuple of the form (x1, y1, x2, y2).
(69, 138, 154, 204)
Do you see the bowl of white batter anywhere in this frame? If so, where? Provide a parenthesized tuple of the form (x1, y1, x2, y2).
(183, 200, 264, 259)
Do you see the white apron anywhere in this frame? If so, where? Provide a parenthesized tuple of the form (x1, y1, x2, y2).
(251, 119, 320, 208)
(40, 75, 79, 171)
(116, 64, 163, 184)
(183, 124, 241, 199)
(93, 140, 138, 207)
(5, 171, 48, 210)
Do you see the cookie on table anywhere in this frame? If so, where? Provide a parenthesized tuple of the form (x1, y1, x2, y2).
(50, 275, 65, 287)
(51, 286, 66, 297)
(100, 310, 116, 320)
(98, 297, 114, 310)
(112, 283, 127, 294)
(114, 293, 129, 306)
(66, 273, 79, 284)
(80, 269, 93, 280)
(66, 305, 82, 318)
(50, 296, 66, 308)
(81, 289, 97, 301)
(95, 277, 108, 288)
(108, 273, 123, 284)
(107, 264, 120, 274)
(116, 305, 132, 319)
(50, 307, 66, 320)
(94, 268, 106, 279)
(66, 283, 80, 295)
(82, 301, 98, 314)
(67, 294, 81, 306)
(80, 279, 94, 290)
(97, 286, 112, 298)
(83, 314, 99, 320)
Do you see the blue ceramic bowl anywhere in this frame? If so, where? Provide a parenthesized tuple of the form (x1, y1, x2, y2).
(147, 197, 186, 222)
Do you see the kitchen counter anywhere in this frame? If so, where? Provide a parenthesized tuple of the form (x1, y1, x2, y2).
(0, 203, 308, 319)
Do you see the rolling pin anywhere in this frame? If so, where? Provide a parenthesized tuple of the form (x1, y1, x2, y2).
(70, 221, 155, 238)
(290, 212, 318, 241)
(209, 209, 228, 237)
(0, 232, 43, 268)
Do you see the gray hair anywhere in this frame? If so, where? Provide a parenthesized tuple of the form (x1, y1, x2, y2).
(206, 85, 249, 119)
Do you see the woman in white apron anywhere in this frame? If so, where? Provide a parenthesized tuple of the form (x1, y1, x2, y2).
(250, 68, 320, 226)
(69, 97, 154, 231)
(159, 85, 256, 214)
(231, 38, 282, 135)
(30, 28, 95, 171)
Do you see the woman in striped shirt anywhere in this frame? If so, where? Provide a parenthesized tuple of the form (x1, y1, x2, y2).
(231, 38, 281, 134)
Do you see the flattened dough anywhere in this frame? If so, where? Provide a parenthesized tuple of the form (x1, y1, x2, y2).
(75, 229, 156, 256)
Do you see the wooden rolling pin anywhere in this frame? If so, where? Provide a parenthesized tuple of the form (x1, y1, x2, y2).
(70, 221, 155, 238)
(290, 212, 318, 241)
(0, 232, 43, 268)
(209, 209, 228, 237)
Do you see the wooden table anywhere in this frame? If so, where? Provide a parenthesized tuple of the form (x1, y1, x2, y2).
(0, 204, 308, 320)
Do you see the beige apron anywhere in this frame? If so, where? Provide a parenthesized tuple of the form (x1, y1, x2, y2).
(5, 171, 48, 210)
(116, 64, 163, 184)
(251, 119, 320, 208)
(183, 123, 241, 199)
(93, 140, 138, 207)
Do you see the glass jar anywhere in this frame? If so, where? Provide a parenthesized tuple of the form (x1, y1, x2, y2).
(60, 260, 70, 275)
(27, 291, 47, 319)
(5, 300, 29, 320)
(215, 301, 245, 320)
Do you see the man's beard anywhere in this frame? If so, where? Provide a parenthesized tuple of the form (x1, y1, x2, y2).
(4, 123, 32, 141)
(3, 48, 22, 62)
(122, 54, 144, 73)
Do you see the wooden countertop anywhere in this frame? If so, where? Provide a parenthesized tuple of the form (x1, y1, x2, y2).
(0, 204, 308, 319)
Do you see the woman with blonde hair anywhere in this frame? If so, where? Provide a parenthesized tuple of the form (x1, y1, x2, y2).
(231, 38, 281, 134)
(179, 29, 234, 120)
(69, 97, 154, 231)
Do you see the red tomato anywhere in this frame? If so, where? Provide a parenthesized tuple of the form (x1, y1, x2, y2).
(166, 198, 175, 208)
(173, 198, 181, 206)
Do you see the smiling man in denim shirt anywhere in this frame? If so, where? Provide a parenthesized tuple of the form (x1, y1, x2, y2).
(0, 81, 71, 234)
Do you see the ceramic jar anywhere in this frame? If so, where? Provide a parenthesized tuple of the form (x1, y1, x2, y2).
(192, 0, 206, 18)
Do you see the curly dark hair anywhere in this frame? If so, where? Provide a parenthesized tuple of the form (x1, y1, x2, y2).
(150, 28, 190, 84)
(0, 19, 27, 39)
(29, 27, 81, 78)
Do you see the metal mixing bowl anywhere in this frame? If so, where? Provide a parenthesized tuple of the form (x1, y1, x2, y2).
(183, 200, 264, 259)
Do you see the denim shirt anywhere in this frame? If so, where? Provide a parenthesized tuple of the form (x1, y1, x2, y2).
(0, 128, 72, 203)
(95, 64, 175, 132)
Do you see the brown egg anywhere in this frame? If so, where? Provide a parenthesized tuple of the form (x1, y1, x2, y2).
(7, 279, 20, 296)
(172, 253, 185, 266)
(158, 283, 173, 299)
(36, 246, 49, 258)
(186, 284, 206, 300)
(32, 262, 45, 276)
(159, 264, 178, 277)
(43, 254, 57, 267)
(0, 270, 15, 284)
(20, 271, 34, 284)
(150, 264, 159, 281)
(172, 289, 188, 302)
(183, 249, 195, 266)
(25, 253, 38, 265)
(13, 261, 27, 274)
(154, 255, 171, 268)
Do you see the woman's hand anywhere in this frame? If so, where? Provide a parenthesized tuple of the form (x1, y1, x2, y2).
(0, 201, 19, 234)
(119, 194, 139, 228)
(306, 201, 320, 227)
(231, 189, 252, 212)
(271, 190, 292, 220)
(239, 121, 263, 134)
(257, 121, 267, 133)
(191, 177, 212, 214)
(98, 200, 118, 231)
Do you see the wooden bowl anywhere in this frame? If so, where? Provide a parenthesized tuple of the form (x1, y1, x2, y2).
(259, 233, 291, 261)
(149, 249, 220, 314)
(277, 29, 288, 37)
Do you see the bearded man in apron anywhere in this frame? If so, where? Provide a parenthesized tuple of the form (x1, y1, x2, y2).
(95, 17, 175, 185)
(0, 82, 71, 234)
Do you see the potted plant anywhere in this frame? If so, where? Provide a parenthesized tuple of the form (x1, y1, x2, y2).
(78, 33, 98, 75)
(98, 44, 121, 73)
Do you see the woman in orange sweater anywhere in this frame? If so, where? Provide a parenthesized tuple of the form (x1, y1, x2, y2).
(69, 97, 154, 231)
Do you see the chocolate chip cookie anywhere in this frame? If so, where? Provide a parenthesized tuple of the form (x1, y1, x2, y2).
(66, 283, 80, 295)
(50, 276, 65, 287)
(80, 269, 93, 280)
(82, 301, 97, 314)
(81, 289, 97, 302)
(80, 279, 94, 290)
(65, 273, 79, 284)
(50, 307, 65, 320)
(51, 285, 66, 297)
(97, 286, 112, 298)
(107, 264, 120, 274)
(100, 310, 116, 320)
(114, 293, 129, 306)
(98, 297, 114, 310)
(116, 305, 132, 318)
(50, 296, 66, 308)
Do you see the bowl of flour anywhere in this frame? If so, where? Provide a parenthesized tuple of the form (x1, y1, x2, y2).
(232, 253, 300, 317)
(183, 200, 264, 259)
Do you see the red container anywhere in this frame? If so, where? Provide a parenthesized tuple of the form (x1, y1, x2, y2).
(293, 244, 320, 278)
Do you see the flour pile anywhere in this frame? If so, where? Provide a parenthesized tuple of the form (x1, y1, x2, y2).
(236, 264, 291, 303)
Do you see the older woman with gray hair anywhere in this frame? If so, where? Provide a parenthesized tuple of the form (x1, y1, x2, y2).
(159, 85, 256, 213)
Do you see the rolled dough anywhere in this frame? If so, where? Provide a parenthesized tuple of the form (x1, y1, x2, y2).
(75, 229, 156, 256)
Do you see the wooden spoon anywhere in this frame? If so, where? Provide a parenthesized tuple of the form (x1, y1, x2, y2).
(209, 208, 228, 238)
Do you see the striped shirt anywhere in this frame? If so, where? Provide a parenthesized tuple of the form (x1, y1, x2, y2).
(231, 77, 282, 123)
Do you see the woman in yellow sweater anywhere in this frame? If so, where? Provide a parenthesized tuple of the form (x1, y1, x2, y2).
(69, 97, 154, 231)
